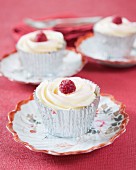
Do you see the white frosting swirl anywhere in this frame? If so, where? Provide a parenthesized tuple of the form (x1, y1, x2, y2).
(16, 30, 66, 53)
(94, 17, 136, 37)
(36, 77, 99, 110)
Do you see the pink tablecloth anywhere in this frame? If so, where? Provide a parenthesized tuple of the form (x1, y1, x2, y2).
(0, 0, 136, 170)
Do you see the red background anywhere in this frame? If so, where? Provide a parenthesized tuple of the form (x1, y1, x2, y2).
(0, 0, 136, 170)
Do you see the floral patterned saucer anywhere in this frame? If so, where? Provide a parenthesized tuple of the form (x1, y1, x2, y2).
(7, 94, 129, 156)
(76, 33, 136, 68)
(0, 48, 87, 85)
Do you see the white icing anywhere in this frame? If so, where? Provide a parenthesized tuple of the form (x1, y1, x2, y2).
(16, 30, 66, 53)
(36, 77, 99, 110)
(94, 17, 136, 37)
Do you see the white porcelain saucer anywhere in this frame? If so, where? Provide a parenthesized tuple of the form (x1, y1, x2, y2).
(7, 94, 129, 156)
(0, 49, 87, 84)
(76, 33, 136, 68)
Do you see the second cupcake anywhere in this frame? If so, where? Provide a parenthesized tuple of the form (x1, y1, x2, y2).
(16, 30, 66, 77)
(94, 16, 136, 59)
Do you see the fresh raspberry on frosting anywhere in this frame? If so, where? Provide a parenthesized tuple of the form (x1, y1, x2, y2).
(112, 16, 122, 25)
(59, 79, 76, 94)
(35, 31, 48, 42)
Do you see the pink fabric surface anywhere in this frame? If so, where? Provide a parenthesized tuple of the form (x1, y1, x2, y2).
(0, 0, 136, 170)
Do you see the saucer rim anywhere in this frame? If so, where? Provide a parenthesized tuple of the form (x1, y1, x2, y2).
(6, 93, 129, 156)
(75, 33, 136, 66)
(0, 48, 87, 85)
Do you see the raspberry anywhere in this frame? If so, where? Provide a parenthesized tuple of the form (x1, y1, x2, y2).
(35, 31, 48, 42)
(59, 79, 76, 94)
(112, 16, 122, 25)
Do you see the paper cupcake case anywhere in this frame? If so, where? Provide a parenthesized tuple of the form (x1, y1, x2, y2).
(94, 31, 136, 59)
(35, 94, 100, 138)
(18, 49, 66, 77)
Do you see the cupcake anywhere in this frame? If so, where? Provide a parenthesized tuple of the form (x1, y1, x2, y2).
(93, 16, 136, 59)
(16, 30, 66, 77)
(34, 77, 100, 138)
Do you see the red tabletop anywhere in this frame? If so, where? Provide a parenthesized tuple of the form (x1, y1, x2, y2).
(0, 0, 136, 170)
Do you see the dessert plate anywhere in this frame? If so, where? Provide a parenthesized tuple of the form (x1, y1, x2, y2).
(0, 49, 87, 84)
(76, 33, 136, 68)
(7, 94, 129, 156)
